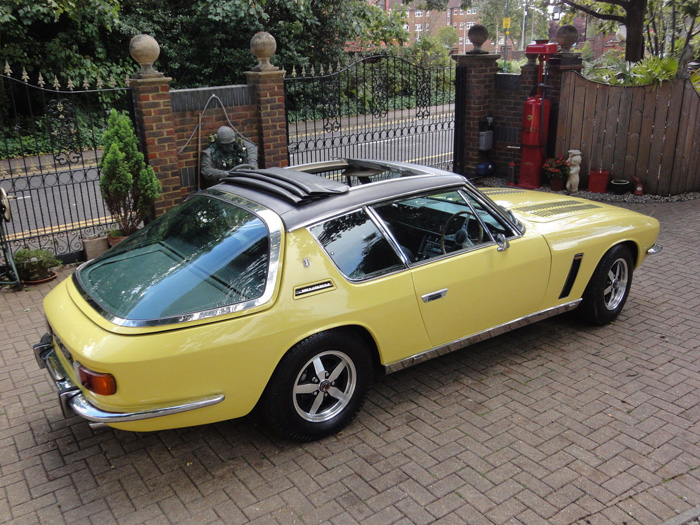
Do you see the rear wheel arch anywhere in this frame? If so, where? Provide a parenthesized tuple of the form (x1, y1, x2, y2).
(259, 325, 381, 441)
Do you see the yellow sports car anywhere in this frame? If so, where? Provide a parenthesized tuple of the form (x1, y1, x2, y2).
(34, 160, 661, 441)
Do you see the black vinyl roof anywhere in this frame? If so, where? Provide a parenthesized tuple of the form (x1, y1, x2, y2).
(214, 162, 468, 231)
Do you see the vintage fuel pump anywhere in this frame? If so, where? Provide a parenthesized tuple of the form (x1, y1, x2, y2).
(518, 41, 557, 189)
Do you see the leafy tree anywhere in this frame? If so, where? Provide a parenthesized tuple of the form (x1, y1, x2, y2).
(557, 0, 698, 63)
(1, 0, 407, 89)
(100, 109, 161, 235)
(105, 0, 406, 87)
(0, 0, 130, 84)
(436, 25, 459, 49)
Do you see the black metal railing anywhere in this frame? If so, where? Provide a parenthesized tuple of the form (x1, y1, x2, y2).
(0, 74, 133, 261)
(285, 54, 455, 172)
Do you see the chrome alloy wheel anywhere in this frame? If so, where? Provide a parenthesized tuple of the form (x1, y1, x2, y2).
(292, 350, 357, 422)
(604, 257, 629, 311)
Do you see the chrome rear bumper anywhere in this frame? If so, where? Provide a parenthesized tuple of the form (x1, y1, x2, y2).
(33, 334, 224, 429)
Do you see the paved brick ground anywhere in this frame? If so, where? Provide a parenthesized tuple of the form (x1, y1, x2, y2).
(2, 200, 699, 524)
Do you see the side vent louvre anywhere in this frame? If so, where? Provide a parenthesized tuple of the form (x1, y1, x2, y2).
(560, 253, 584, 299)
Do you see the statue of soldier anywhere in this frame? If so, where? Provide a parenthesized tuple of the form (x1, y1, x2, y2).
(200, 126, 258, 188)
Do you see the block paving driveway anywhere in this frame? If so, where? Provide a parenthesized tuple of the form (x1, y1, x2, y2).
(1, 199, 699, 524)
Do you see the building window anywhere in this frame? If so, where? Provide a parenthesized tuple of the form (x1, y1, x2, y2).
(466, 22, 475, 30)
(453, 8, 459, 15)
(459, 22, 465, 30)
(415, 24, 422, 32)
(459, 37, 464, 45)
(467, 8, 477, 15)
(426, 24, 430, 32)
(415, 9, 423, 17)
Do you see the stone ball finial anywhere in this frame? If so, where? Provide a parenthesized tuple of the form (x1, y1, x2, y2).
(555, 24, 579, 55)
(467, 24, 489, 53)
(250, 32, 278, 72)
(129, 34, 162, 78)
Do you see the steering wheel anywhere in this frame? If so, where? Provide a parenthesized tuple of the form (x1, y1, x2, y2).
(440, 210, 484, 254)
(229, 163, 256, 172)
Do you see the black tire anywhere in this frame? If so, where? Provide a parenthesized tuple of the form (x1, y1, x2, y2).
(579, 244, 634, 325)
(261, 330, 372, 441)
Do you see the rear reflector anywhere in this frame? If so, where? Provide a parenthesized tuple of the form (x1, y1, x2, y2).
(78, 366, 116, 396)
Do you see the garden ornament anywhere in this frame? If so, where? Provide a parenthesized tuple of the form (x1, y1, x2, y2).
(201, 126, 259, 188)
(567, 150, 582, 193)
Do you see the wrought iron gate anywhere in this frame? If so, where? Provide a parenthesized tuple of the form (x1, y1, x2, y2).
(285, 54, 455, 171)
(0, 72, 132, 262)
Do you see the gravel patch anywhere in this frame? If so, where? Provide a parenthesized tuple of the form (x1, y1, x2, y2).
(473, 176, 700, 204)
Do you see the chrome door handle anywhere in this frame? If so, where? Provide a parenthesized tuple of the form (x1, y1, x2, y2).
(421, 288, 448, 303)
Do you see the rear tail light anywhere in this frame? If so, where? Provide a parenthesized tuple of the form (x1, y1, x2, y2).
(78, 366, 116, 395)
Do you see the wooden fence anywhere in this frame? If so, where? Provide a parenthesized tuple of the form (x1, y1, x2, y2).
(556, 72, 699, 195)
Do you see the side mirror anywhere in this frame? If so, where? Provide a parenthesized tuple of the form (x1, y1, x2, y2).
(496, 233, 510, 252)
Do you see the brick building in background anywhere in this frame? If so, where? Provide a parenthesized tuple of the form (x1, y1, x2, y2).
(373, 0, 499, 53)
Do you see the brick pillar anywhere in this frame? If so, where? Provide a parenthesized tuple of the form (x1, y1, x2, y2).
(128, 35, 181, 216)
(452, 52, 500, 177)
(245, 70, 288, 168)
(545, 53, 583, 157)
(245, 32, 288, 169)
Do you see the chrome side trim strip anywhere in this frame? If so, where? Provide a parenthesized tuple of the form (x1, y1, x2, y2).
(35, 341, 224, 426)
(384, 300, 581, 374)
(647, 243, 663, 255)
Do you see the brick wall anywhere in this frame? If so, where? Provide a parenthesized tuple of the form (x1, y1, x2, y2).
(170, 85, 257, 195)
(489, 63, 538, 175)
(130, 70, 288, 215)
(455, 52, 580, 180)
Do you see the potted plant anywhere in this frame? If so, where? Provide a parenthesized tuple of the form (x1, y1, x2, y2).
(100, 109, 161, 243)
(542, 155, 570, 191)
(14, 248, 60, 283)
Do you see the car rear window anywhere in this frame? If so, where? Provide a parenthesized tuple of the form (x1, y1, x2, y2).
(77, 194, 270, 321)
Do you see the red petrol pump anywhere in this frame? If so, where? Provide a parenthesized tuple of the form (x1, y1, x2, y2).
(518, 41, 558, 189)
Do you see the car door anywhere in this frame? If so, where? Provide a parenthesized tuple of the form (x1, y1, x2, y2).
(372, 188, 552, 348)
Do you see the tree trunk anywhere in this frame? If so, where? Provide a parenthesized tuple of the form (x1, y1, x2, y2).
(624, 0, 648, 62)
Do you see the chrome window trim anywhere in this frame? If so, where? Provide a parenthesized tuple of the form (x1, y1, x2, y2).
(365, 206, 412, 267)
(73, 193, 284, 328)
(307, 207, 407, 284)
(458, 188, 523, 239)
(288, 176, 463, 233)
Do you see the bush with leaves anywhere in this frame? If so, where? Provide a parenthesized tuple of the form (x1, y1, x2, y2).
(582, 53, 679, 86)
(99, 109, 161, 236)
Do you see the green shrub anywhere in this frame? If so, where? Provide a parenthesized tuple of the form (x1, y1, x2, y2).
(583, 53, 679, 86)
(13, 248, 60, 281)
(99, 110, 161, 236)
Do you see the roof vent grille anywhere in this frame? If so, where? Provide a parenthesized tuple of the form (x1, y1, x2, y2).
(223, 168, 349, 205)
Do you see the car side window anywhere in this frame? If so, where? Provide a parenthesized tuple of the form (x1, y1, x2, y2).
(461, 191, 514, 239)
(310, 210, 404, 281)
(372, 190, 490, 262)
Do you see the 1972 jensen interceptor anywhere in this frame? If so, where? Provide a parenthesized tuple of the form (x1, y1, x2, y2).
(34, 160, 661, 440)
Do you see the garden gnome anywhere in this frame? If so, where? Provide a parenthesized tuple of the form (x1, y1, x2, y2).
(566, 150, 582, 193)
(201, 126, 258, 188)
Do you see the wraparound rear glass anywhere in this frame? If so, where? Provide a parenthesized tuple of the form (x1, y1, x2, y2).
(77, 194, 270, 321)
